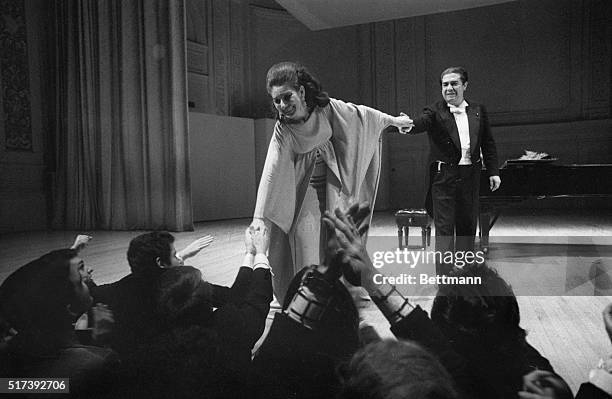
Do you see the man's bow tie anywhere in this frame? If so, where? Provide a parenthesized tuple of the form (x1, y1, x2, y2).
(448, 105, 466, 114)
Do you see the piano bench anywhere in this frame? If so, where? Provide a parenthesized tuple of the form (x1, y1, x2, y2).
(394, 209, 432, 249)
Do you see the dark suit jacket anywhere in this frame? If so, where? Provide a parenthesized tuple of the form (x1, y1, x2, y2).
(90, 267, 253, 358)
(412, 99, 499, 177)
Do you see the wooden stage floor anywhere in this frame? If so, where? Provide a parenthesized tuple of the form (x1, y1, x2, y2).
(1, 208, 611, 393)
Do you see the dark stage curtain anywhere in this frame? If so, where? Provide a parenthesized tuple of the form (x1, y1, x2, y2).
(51, 0, 193, 231)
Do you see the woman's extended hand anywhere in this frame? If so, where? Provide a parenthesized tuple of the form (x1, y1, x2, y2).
(394, 112, 414, 134)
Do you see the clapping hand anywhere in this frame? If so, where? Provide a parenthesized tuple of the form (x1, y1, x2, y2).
(177, 235, 214, 260)
(322, 202, 373, 286)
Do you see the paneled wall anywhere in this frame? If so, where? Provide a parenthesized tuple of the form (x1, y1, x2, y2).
(186, 0, 250, 116)
(0, 0, 49, 232)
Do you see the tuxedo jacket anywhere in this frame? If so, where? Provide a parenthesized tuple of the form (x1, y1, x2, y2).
(412, 99, 499, 177)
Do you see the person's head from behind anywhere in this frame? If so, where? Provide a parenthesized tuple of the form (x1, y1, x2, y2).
(431, 264, 524, 346)
(0, 249, 93, 333)
(337, 340, 458, 399)
(156, 266, 214, 326)
(127, 231, 181, 275)
(266, 61, 330, 122)
(440, 66, 468, 107)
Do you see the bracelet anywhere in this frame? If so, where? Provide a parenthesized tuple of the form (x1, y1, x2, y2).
(285, 269, 334, 330)
(371, 284, 414, 324)
(375, 284, 399, 302)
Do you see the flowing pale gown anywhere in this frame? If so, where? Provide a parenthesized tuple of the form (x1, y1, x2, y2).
(254, 98, 397, 302)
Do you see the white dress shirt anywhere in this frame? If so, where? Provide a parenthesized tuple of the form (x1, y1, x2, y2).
(448, 100, 471, 165)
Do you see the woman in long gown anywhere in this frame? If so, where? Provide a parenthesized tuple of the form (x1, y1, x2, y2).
(252, 62, 413, 302)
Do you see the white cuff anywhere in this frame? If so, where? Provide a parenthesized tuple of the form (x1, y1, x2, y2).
(241, 253, 254, 268)
(254, 253, 269, 267)
(589, 368, 612, 396)
(253, 253, 272, 274)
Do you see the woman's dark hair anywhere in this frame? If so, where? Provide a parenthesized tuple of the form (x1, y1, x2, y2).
(266, 61, 331, 117)
(156, 266, 214, 326)
(127, 231, 175, 275)
(337, 340, 459, 399)
(0, 249, 79, 332)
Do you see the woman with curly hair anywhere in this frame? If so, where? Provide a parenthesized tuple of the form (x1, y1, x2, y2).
(252, 61, 413, 301)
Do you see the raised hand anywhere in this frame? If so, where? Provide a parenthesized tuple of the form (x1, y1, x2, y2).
(244, 227, 256, 255)
(70, 234, 92, 252)
(177, 235, 214, 260)
(322, 204, 374, 286)
(251, 225, 270, 255)
(344, 201, 371, 237)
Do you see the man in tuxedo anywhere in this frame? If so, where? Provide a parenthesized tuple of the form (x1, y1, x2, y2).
(409, 66, 501, 274)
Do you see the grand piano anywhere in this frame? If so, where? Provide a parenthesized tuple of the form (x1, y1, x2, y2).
(479, 162, 612, 251)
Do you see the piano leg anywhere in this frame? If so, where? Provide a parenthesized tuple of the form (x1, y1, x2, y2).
(479, 210, 490, 254)
(421, 227, 427, 249)
(397, 226, 403, 248)
(404, 226, 410, 248)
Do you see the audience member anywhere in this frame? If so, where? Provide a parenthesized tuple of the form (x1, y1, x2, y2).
(430, 266, 554, 398)
(0, 210, 591, 399)
(336, 340, 459, 399)
(91, 231, 216, 358)
(324, 203, 567, 399)
(250, 203, 369, 398)
(130, 227, 272, 399)
(0, 248, 119, 396)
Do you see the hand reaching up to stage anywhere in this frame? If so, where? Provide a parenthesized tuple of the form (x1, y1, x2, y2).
(322, 202, 374, 286)
(251, 224, 270, 255)
(177, 235, 214, 261)
(70, 234, 92, 252)
(245, 227, 256, 255)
